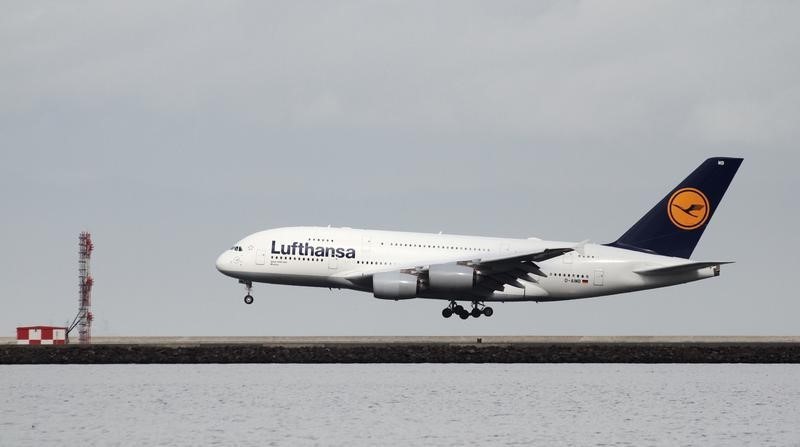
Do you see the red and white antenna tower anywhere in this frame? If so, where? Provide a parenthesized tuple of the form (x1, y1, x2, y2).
(77, 231, 94, 344)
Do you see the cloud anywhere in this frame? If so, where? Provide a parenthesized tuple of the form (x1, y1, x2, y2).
(2, 1, 798, 145)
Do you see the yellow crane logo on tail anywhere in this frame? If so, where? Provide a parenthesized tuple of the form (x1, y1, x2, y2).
(668, 188, 710, 230)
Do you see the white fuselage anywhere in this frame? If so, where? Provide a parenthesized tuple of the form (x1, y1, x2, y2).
(215, 226, 718, 302)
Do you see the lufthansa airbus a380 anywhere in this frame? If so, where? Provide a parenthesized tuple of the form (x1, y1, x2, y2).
(216, 157, 742, 319)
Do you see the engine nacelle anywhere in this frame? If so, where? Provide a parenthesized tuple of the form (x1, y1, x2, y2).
(428, 263, 476, 291)
(373, 272, 419, 300)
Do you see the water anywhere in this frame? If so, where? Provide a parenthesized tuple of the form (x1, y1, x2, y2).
(1, 364, 798, 446)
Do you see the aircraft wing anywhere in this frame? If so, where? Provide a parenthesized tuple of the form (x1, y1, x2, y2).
(460, 247, 573, 292)
(343, 247, 574, 295)
(634, 261, 733, 276)
(392, 247, 574, 296)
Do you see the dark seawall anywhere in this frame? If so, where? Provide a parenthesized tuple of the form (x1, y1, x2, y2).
(3, 339, 800, 364)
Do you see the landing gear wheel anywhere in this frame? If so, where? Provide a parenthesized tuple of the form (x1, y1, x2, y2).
(454, 305, 465, 314)
(471, 307, 482, 318)
(458, 311, 469, 320)
(240, 280, 254, 305)
(442, 308, 453, 318)
(482, 306, 494, 317)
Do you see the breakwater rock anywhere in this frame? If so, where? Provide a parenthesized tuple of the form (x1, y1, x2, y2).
(3, 342, 800, 364)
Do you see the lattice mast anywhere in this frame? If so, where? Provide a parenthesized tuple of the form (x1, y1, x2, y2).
(78, 232, 94, 344)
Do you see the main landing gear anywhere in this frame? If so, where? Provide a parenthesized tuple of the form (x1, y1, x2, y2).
(240, 280, 254, 305)
(441, 301, 493, 319)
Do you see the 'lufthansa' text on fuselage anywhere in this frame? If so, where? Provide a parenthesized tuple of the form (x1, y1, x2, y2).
(271, 241, 356, 258)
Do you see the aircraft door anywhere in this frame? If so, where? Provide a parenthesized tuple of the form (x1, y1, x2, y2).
(256, 248, 266, 265)
(328, 256, 338, 270)
(594, 269, 604, 286)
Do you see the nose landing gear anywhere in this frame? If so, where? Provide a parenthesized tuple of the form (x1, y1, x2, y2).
(441, 301, 493, 319)
(240, 280, 254, 304)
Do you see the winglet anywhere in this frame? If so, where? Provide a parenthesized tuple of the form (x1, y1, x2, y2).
(574, 239, 590, 256)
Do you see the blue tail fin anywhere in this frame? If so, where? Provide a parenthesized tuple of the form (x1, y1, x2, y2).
(607, 157, 743, 259)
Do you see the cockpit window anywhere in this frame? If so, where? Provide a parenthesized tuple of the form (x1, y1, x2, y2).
(230, 246, 243, 252)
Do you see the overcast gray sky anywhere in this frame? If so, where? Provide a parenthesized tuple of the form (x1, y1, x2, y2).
(2, 1, 798, 336)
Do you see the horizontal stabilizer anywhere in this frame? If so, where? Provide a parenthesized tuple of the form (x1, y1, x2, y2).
(634, 262, 733, 276)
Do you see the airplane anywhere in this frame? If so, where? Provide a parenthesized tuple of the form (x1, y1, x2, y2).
(216, 157, 742, 319)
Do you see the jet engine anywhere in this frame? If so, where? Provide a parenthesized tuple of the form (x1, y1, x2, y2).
(428, 263, 477, 291)
(373, 272, 419, 300)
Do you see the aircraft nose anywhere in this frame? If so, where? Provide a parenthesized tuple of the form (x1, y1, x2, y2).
(215, 252, 231, 274)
